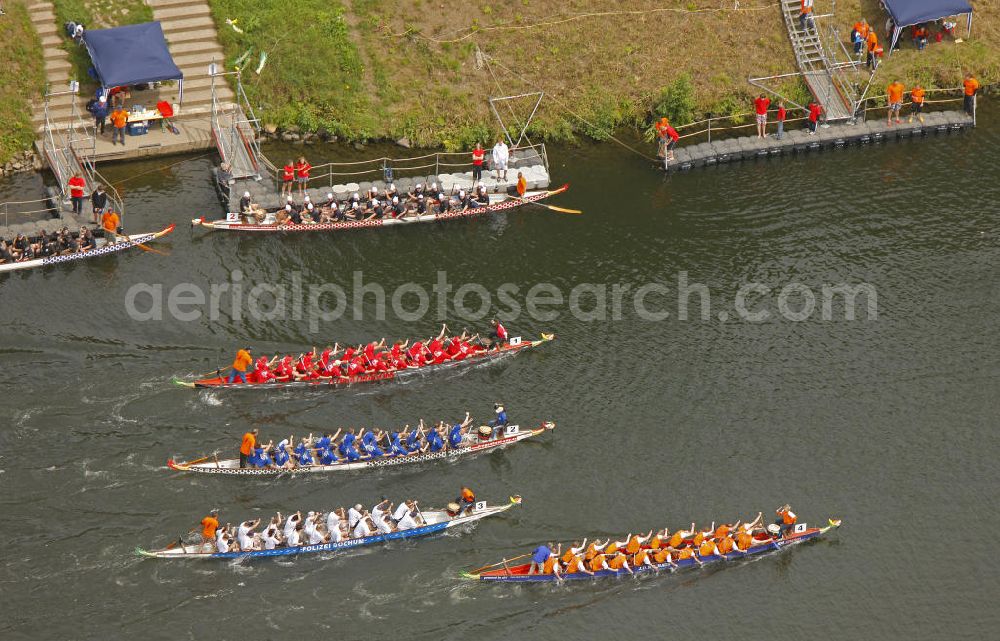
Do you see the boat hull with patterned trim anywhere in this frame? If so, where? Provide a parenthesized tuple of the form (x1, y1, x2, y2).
(168, 422, 555, 476)
(136, 497, 521, 559)
(191, 185, 568, 232)
(171, 334, 554, 390)
(464, 519, 842, 582)
(0, 224, 175, 274)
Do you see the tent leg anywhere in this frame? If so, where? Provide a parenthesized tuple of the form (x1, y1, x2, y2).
(967, 12, 972, 37)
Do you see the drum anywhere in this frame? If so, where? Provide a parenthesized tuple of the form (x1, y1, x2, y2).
(446, 502, 461, 516)
(766, 523, 781, 536)
(478, 426, 492, 440)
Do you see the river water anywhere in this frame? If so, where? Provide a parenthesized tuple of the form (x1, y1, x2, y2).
(1, 113, 997, 641)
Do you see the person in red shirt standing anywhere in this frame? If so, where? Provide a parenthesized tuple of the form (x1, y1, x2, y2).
(67, 173, 86, 215)
(807, 101, 823, 135)
(471, 143, 485, 183)
(775, 100, 787, 140)
(754, 94, 771, 138)
(295, 156, 311, 198)
(281, 159, 294, 198)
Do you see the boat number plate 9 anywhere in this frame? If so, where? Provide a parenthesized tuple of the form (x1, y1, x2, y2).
(510, 336, 522, 346)
(475, 501, 487, 512)
(793, 523, 807, 534)
(504, 425, 519, 436)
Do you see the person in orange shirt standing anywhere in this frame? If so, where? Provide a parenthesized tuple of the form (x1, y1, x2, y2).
(239, 428, 258, 468)
(199, 509, 220, 547)
(963, 73, 980, 117)
(886, 80, 905, 125)
(799, 0, 814, 31)
(109, 106, 129, 146)
(228, 347, 253, 385)
(909, 85, 926, 124)
(100, 208, 120, 244)
(866, 30, 879, 70)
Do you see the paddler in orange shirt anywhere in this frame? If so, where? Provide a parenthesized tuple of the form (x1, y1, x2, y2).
(227, 347, 253, 385)
(100, 209, 120, 244)
(199, 509, 219, 547)
(239, 428, 258, 468)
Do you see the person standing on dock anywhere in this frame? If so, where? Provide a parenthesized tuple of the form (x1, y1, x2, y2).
(886, 80, 905, 126)
(90, 94, 108, 135)
(472, 143, 485, 183)
(754, 95, 771, 138)
(90, 184, 107, 224)
(491, 139, 510, 182)
(909, 85, 926, 124)
(109, 105, 128, 146)
(963, 73, 980, 117)
(807, 101, 822, 135)
(775, 101, 787, 140)
(281, 160, 294, 198)
(68, 173, 85, 216)
(295, 156, 311, 197)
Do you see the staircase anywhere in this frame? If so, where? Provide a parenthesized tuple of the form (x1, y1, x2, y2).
(28, 1, 76, 133)
(779, 0, 854, 121)
(150, 0, 234, 113)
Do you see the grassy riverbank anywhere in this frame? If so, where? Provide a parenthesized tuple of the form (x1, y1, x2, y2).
(205, 0, 998, 147)
(0, 1, 45, 165)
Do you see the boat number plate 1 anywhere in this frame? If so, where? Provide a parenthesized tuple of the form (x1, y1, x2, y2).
(509, 336, 522, 346)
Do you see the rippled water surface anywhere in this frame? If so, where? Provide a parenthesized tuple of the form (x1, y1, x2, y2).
(1, 113, 998, 640)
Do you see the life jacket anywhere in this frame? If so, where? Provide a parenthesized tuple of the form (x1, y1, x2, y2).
(561, 547, 576, 564)
(634, 549, 649, 565)
(607, 553, 627, 570)
(699, 540, 716, 556)
(677, 548, 694, 560)
(780, 508, 797, 525)
(668, 531, 685, 548)
(648, 535, 661, 550)
(588, 555, 605, 572)
(653, 548, 671, 564)
(584, 543, 598, 560)
(737, 531, 753, 550)
(542, 556, 557, 574)
(566, 556, 584, 573)
(625, 536, 641, 555)
(605, 541, 619, 555)
(461, 487, 475, 503)
(718, 537, 735, 554)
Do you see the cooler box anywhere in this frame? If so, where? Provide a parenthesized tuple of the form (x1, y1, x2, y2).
(127, 122, 148, 136)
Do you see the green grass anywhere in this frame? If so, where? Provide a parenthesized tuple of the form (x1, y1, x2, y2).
(0, 0, 45, 165)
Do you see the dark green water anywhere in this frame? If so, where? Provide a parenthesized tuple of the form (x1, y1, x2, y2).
(1, 113, 997, 640)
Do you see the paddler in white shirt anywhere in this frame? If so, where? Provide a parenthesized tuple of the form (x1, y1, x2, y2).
(237, 518, 260, 551)
(303, 512, 326, 545)
(396, 503, 422, 531)
(282, 511, 302, 547)
(325, 507, 346, 542)
(261, 517, 282, 550)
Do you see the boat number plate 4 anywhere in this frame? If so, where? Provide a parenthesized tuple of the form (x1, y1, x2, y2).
(793, 523, 807, 534)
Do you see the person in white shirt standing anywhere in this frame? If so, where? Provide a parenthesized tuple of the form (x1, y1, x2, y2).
(491, 139, 510, 182)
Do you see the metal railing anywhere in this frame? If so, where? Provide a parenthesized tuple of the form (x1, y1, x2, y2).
(38, 86, 126, 222)
(210, 67, 262, 180)
(251, 143, 550, 192)
(664, 86, 969, 145)
(0, 196, 61, 229)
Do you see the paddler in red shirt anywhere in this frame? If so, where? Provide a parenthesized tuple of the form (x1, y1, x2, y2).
(488, 318, 508, 347)
(281, 159, 294, 198)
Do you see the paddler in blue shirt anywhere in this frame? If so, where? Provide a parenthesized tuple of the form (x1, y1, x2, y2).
(404, 425, 422, 453)
(388, 431, 408, 457)
(425, 423, 445, 453)
(339, 428, 362, 462)
(360, 430, 385, 458)
(317, 445, 337, 465)
(448, 412, 473, 449)
(529, 542, 555, 574)
(489, 403, 509, 438)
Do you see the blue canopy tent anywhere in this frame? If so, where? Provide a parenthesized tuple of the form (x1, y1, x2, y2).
(882, 0, 973, 54)
(83, 22, 184, 103)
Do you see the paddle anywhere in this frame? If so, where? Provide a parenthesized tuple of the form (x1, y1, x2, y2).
(468, 552, 531, 575)
(508, 193, 582, 215)
(122, 234, 169, 256)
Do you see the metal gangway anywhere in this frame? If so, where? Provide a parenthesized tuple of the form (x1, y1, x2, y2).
(37, 85, 125, 220)
(773, 0, 858, 122)
(210, 67, 261, 180)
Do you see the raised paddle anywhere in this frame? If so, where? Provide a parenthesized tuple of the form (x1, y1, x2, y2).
(468, 552, 531, 575)
(507, 193, 582, 214)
